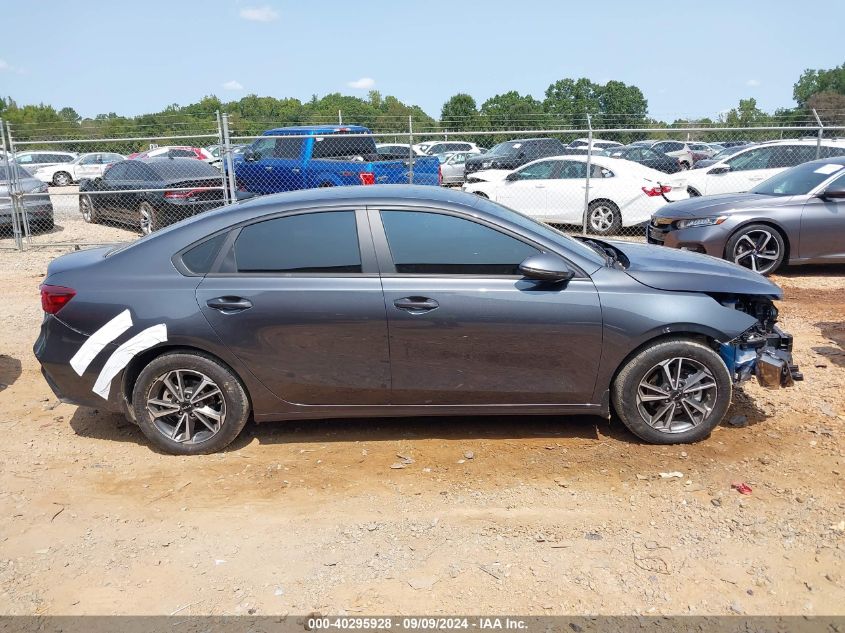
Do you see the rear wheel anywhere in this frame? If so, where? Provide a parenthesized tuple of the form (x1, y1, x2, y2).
(612, 338, 732, 444)
(587, 200, 621, 235)
(725, 224, 785, 276)
(52, 172, 72, 187)
(132, 352, 250, 455)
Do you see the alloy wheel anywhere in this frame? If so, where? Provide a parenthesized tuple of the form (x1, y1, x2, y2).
(53, 172, 71, 186)
(139, 204, 153, 235)
(146, 369, 226, 444)
(731, 229, 780, 274)
(589, 205, 615, 233)
(636, 357, 717, 434)
(80, 196, 93, 222)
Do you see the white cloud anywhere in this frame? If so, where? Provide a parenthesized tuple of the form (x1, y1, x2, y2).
(0, 58, 23, 74)
(222, 80, 244, 91)
(746, 79, 761, 87)
(347, 77, 375, 90)
(239, 5, 279, 22)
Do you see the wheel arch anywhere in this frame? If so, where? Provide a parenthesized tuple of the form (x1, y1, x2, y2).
(120, 344, 253, 423)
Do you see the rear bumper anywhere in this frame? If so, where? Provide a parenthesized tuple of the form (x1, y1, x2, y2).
(34, 314, 124, 412)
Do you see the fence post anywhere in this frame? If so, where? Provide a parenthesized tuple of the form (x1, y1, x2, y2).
(221, 114, 238, 203)
(4, 121, 27, 249)
(215, 110, 229, 205)
(581, 113, 593, 236)
(408, 115, 414, 185)
(338, 110, 343, 125)
(812, 109, 824, 159)
(1, 119, 23, 251)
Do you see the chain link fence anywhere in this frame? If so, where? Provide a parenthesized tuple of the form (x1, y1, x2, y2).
(1, 111, 843, 250)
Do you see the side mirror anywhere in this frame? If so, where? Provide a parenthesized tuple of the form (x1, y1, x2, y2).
(519, 253, 575, 283)
(505, 172, 519, 182)
(708, 165, 730, 175)
(243, 149, 258, 162)
(820, 186, 845, 200)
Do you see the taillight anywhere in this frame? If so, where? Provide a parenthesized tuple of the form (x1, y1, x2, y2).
(40, 284, 75, 314)
(359, 172, 375, 185)
(642, 185, 672, 197)
(164, 188, 211, 199)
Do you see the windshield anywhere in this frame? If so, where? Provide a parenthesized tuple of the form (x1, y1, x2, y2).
(713, 146, 743, 160)
(487, 142, 521, 156)
(751, 161, 845, 196)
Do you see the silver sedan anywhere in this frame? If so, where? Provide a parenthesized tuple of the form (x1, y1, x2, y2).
(438, 151, 474, 185)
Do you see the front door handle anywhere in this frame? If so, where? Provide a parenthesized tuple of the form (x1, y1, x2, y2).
(393, 296, 439, 313)
(206, 296, 253, 313)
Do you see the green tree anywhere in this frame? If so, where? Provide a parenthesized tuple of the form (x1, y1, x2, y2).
(440, 93, 478, 130)
(793, 62, 845, 107)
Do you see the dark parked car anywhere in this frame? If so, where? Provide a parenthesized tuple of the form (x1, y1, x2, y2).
(464, 138, 567, 177)
(35, 185, 798, 455)
(78, 158, 225, 235)
(1, 161, 54, 232)
(600, 146, 682, 173)
(649, 156, 845, 274)
(691, 144, 752, 169)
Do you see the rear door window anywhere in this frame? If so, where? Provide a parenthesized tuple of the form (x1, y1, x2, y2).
(234, 211, 361, 273)
(312, 135, 376, 159)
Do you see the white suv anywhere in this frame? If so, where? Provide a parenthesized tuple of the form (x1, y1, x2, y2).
(684, 139, 845, 197)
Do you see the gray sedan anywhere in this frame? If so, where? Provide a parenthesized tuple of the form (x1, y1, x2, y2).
(438, 151, 473, 185)
(1, 162, 54, 232)
(649, 157, 845, 275)
(35, 185, 799, 455)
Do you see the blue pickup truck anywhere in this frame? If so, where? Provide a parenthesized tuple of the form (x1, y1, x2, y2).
(233, 125, 441, 194)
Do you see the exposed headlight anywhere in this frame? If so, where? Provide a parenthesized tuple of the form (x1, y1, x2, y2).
(675, 216, 727, 229)
(32, 183, 49, 193)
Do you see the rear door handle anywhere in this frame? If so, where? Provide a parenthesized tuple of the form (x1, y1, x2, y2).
(206, 296, 253, 313)
(393, 296, 439, 313)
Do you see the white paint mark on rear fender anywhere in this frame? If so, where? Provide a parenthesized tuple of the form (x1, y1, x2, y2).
(92, 324, 168, 400)
(70, 309, 133, 376)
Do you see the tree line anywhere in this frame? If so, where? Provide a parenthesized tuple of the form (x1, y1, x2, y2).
(1, 63, 842, 153)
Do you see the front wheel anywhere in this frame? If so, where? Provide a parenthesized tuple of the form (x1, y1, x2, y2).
(80, 194, 98, 224)
(725, 224, 785, 276)
(612, 338, 732, 444)
(586, 200, 621, 235)
(138, 201, 162, 235)
(132, 352, 250, 455)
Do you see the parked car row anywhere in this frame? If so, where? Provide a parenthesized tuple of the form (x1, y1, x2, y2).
(650, 155, 845, 274)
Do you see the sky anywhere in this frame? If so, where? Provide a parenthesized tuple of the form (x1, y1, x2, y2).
(1, 0, 843, 121)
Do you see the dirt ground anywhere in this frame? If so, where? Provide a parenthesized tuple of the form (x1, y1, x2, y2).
(0, 234, 843, 617)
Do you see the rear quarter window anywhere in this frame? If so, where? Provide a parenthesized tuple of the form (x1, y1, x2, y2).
(181, 233, 228, 274)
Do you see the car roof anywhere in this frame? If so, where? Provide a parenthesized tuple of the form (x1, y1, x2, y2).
(263, 125, 371, 136)
(134, 157, 219, 177)
(18, 150, 77, 155)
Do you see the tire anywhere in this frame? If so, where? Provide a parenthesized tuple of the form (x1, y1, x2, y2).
(587, 200, 621, 235)
(687, 187, 701, 197)
(132, 351, 250, 455)
(725, 223, 785, 276)
(318, 182, 334, 188)
(80, 194, 98, 224)
(138, 201, 162, 235)
(52, 171, 72, 187)
(611, 338, 732, 444)
(679, 162, 690, 171)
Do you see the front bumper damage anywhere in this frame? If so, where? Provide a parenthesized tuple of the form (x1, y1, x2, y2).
(719, 325, 803, 389)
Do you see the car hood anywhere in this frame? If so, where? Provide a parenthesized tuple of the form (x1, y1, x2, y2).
(597, 238, 782, 297)
(652, 192, 795, 219)
(465, 169, 511, 182)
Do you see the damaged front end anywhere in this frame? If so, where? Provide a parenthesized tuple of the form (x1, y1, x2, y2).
(716, 295, 803, 389)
